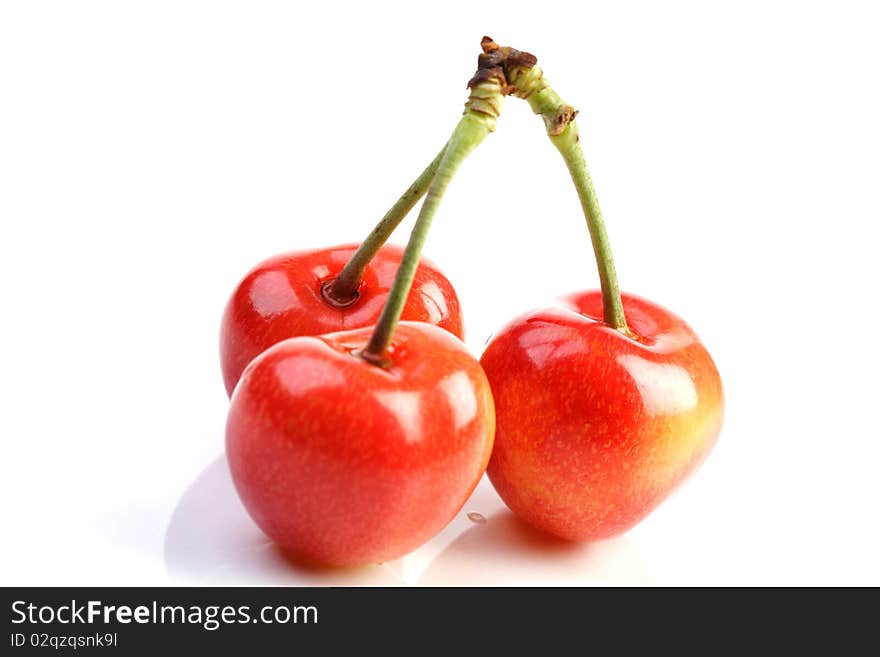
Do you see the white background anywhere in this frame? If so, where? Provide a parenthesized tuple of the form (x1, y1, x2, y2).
(2, 1, 878, 586)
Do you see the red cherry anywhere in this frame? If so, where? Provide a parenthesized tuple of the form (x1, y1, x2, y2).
(480, 291, 723, 541)
(220, 244, 463, 396)
(226, 321, 495, 566)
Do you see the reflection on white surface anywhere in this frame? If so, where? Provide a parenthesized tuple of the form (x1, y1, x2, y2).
(165, 456, 653, 586)
(419, 513, 653, 586)
(617, 354, 698, 416)
(164, 456, 404, 585)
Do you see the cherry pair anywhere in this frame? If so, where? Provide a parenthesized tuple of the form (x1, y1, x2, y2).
(221, 39, 723, 566)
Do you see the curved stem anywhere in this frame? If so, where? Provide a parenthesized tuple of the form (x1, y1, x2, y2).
(328, 145, 447, 303)
(547, 115, 629, 332)
(361, 79, 503, 363)
(497, 40, 629, 332)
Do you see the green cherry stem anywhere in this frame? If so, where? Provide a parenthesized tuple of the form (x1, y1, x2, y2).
(546, 110, 629, 332)
(327, 146, 447, 303)
(492, 38, 629, 333)
(361, 74, 504, 364)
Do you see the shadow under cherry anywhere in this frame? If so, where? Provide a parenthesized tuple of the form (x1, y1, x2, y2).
(163, 455, 404, 585)
(418, 509, 654, 586)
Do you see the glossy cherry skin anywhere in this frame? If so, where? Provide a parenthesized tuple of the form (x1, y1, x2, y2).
(220, 244, 463, 396)
(480, 291, 723, 541)
(226, 321, 495, 566)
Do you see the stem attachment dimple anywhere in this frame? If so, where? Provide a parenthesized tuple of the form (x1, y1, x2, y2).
(361, 72, 505, 363)
(320, 279, 360, 308)
(484, 37, 630, 333)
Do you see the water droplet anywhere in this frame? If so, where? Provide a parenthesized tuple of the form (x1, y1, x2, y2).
(467, 512, 486, 525)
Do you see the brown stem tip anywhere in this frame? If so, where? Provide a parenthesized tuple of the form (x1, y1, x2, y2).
(467, 36, 538, 90)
